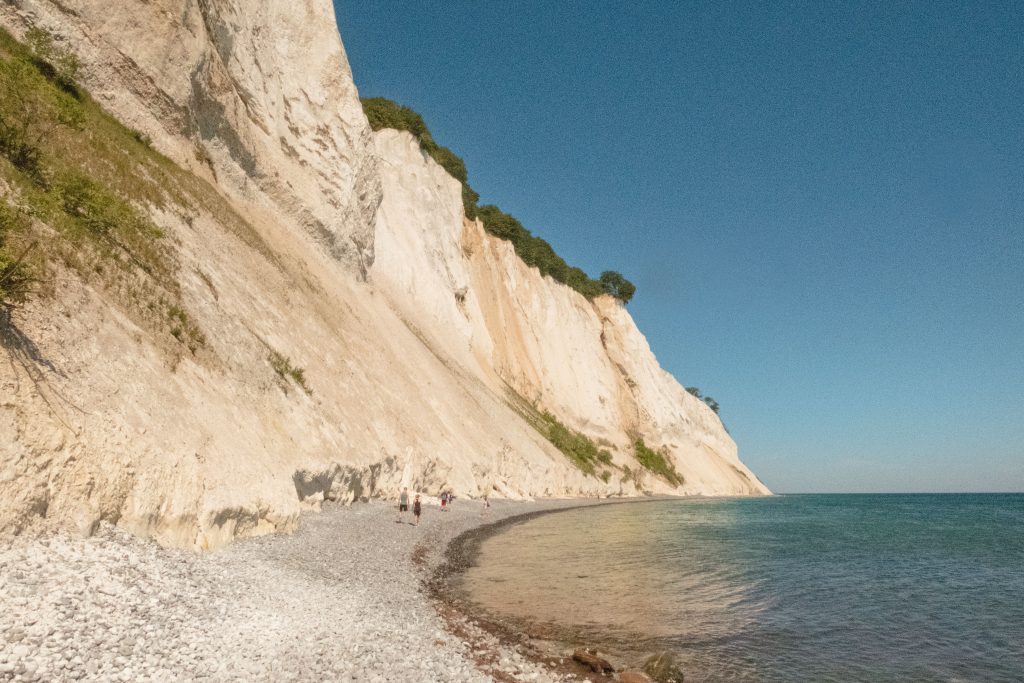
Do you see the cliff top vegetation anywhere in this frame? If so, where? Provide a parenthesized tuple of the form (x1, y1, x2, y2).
(361, 97, 636, 304)
(685, 386, 720, 414)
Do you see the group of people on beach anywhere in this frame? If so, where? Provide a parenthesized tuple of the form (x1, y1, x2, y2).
(396, 487, 489, 524)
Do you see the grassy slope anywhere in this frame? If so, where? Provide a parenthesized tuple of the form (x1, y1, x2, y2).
(0, 28, 269, 358)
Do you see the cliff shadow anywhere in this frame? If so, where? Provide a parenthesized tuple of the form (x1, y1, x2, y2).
(0, 308, 63, 376)
(1, 308, 84, 432)
(292, 458, 398, 504)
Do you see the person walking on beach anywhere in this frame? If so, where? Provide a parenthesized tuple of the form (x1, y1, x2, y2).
(413, 494, 422, 526)
(398, 487, 409, 522)
(480, 494, 490, 517)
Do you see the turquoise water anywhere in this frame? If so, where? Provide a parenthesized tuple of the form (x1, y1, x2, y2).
(457, 494, 1024, 682)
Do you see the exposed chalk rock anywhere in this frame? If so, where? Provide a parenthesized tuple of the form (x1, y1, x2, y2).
(0, 0, 380, 272)
(0, 0, 767, 549)
(371, 128, 768, 496)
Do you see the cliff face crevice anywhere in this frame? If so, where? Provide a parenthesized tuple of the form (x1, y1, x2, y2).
(0, 0, 766, 550)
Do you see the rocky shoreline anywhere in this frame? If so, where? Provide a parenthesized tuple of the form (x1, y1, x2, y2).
(431, 498, 685, 683)
(0, 497, 657, 682)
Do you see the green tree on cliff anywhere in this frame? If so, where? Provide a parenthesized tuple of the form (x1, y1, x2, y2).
(599, 271, 636, 304)
(685, 387, 720, 413)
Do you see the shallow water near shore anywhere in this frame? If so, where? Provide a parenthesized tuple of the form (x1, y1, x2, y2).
(454, 494, 1024, 682)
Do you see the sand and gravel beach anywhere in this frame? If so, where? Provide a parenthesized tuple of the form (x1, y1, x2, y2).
(0, 498, 614, 683)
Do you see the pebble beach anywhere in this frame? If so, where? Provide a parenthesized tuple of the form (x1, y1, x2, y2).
(0, 498, 608, 682)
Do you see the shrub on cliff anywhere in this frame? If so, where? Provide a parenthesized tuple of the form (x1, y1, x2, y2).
(685, 386, 721, 414)
(634, 439, 683, 487)
(362, 97, 429, 140)
(361, 97, 478, 219)
(269, 350, 312, 396)
(0, 203, 36, 309)
(599, 271, 636, 304)
(25, 27, 80, 93)
(475, 204, 608, 298)
(0, 47, 83, 178)
(540, 411, 611, 476)
(0, 246, 34, 309)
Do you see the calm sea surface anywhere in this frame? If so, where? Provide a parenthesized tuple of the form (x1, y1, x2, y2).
(455, 494, 1024, 682)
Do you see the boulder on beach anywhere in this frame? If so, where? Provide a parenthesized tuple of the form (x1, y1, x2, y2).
(573, 648, 616, 674)
(643, 651, 685, 682)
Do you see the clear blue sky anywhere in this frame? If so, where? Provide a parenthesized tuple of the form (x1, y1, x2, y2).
(333, 2, 1023, 493)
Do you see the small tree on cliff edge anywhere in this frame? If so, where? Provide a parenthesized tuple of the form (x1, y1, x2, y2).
(685, 387, 720, 414)
(599, 271, 636, 304)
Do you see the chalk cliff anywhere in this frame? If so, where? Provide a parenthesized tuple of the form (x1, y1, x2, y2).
(0, 0, 767, 549)
(371, 129, 767, 497)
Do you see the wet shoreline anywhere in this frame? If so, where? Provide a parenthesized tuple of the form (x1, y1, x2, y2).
(427, 497, 676, 679)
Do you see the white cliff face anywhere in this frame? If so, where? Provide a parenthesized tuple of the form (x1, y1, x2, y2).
(371, 129, 769, 496)
(0, 0, 380, 272)
(0, 0, 766, 550)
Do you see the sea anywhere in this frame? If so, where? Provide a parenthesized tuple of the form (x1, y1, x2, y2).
(453, 494, 1024, 682)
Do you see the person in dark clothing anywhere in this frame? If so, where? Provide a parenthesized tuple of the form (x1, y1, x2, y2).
(413, 494, 422, 525)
